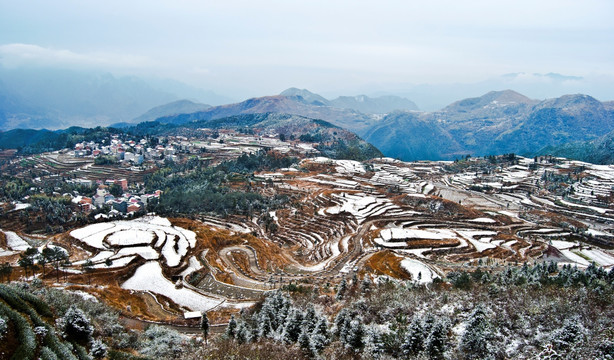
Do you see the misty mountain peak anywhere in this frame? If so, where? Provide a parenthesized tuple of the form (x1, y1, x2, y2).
(443, 89, 535, 113)
(280, 88, 330, 106)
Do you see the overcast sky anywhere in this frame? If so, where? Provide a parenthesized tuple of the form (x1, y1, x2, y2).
(0, 0, 613, 102)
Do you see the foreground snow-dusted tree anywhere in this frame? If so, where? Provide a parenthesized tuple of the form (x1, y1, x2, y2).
(200, 312, 209, 344)
(459, 304, 496, 359)
(139, 325, 185, 358)
(57, 305, 94, 342)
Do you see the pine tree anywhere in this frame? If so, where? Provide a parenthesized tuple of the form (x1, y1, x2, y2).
(302, 305, 317, 333)
(336, 279, 347, 300)
(313, 315, 329, 340)
(363, 326, 385, 358)
(90, 339, 107, 359)
(281, 308, 304, 344)
(425, 319, 448, 360)
(250, 313, 260, 342)
(460, 305, 494, 359)
(226, 315, 237, 338)
(235, 321, 251, 344)
(333, 308, 350, 338)
(401, 314, 425, 356)
(310, 316, 330, 355)
(360, 277, 371, 294)
(344, 319, 365, 350)
(258, 311, 273, 338)
(298, 327, 311, 350)
(550, 316, 585, 351)
(59, 305, 94, 342)
(310, 333, 328, 355)
(200, 312, 210, 344)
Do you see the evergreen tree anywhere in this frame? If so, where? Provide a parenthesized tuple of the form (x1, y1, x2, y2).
(18, 247, 39, 279)
(258, 311, 273, 338)
(89, 339, 107, 359)
(310, 316, 330, 355)
(302, 305, 317, 333)
(550, 316, 586, 351)
(364, 326, 385, 358)
(360, 277, 371, 294)
(310, 332, 328, 356)
(460, 305, 494, 359)
(200, 312, 210, 344)
(235, 321, 251, 344)
(313, 315, 329, 340)
(59, 305, 94, 342)
(81, 259, 94, 285)
(336, 279, 347, 300)
(282, 308, 304, 344)
(298, 327, 311, 350)
(401, 314, 425, 356)
(333, 308, 351, 342)
(425, 319, 448, 360)
(226, 315, 237, 338)
(344, 319, 365, 350)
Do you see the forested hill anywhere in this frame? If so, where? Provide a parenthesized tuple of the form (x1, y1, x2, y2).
(538, 129, 614, 164)
(0, 127, 122, 154)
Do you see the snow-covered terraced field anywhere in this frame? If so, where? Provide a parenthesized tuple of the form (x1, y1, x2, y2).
(70, 216, 196, 267)
(324, 192, 401, 224)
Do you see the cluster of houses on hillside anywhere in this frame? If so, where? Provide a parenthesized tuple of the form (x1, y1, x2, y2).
(72, 135, 198, 164)
(71, 182, 162, 217)
(71, 131, 321, 166)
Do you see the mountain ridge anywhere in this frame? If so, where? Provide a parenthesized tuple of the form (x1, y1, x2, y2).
(361, 90, 614, 161)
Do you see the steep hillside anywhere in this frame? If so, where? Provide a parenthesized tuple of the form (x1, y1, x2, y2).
(538, 129, 614, 164)
(0, 66, 227, 130)
(362, 111, 461, 160)
(280, 88, 419, 113)
(0, 127, 121, 154)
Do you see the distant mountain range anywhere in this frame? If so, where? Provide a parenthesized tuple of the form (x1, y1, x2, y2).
(280, 88, 419, 113)
(152, 89, 614, 162)
(362, 91, 614, 161)
(0, 66, 229, 130)
(112, 100, 211, 128)
(2, 70, 613, 163)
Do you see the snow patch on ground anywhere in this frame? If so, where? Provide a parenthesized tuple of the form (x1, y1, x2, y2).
(122, 261, 222, 311)
(580, 249, 614, 267)
(469, 217, 496, 223)
(106, 229, 154, 247)
(400, 258, 439, 284)
(560, 250, 591, 266)
(3, 231, 30, 251)
(549, 240, 577, 250)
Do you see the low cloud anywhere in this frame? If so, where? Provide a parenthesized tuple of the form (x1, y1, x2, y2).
(0, 43, 156, 70)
